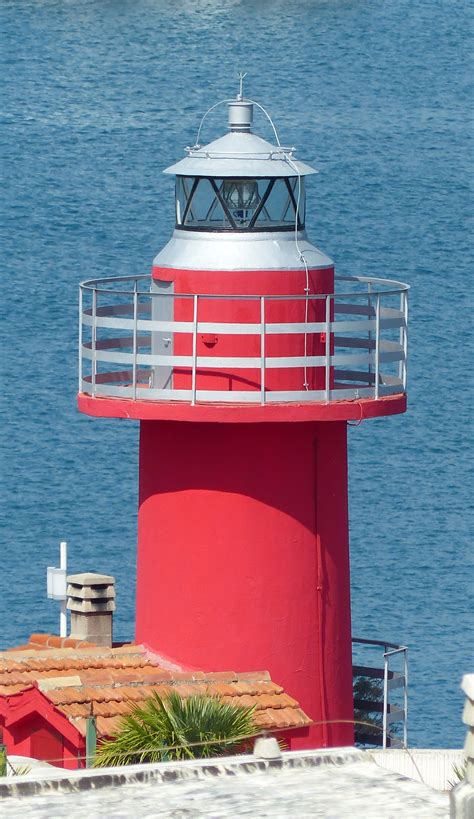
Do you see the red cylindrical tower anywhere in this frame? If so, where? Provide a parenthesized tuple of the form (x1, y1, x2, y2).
(78, 91, 409, 749)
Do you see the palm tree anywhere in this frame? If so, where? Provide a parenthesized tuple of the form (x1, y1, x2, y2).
(94, 691, 257, 767)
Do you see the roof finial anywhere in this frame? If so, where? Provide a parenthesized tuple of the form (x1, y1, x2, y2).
(237, 71, 247, 101)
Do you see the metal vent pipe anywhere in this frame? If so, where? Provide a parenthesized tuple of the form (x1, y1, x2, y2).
(228, 101, 253, 131)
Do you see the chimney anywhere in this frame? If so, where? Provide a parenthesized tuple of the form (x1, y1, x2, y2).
(67, 572, 115, 647)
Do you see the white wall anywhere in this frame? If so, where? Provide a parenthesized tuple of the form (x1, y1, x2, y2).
(370, 749, 465, 792)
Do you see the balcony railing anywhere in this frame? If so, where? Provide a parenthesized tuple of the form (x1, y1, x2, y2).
(79, 274, 408, 405)
(352, 637, 408, 749)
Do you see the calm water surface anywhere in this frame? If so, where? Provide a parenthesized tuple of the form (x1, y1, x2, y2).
(1, 0, 472, 748)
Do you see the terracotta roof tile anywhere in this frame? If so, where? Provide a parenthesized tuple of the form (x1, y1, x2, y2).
(111, 644, 137, 653)
(0, 684, 25, 695)
(119, 686, 148, 702)
(257, 709, 278, 725)
(25, 635, 97, 650)
(28, 634, 52, 647)
(139, 685, 173, 700)
(80, 671, 115, 686)
(60, 703, 91, 719)
(206, 683, 234, 697)
(1, 633, 312, 738)
(46, 688, 85, 705)
(141, 666, 174, 677)
(171, 683, 198, 698)
(194, 671, 239, 682)
(230, 694, 257, 709)
(91, 699, 131, 717)
(233, 671, 271, 681)
(96, 716, 123, 737)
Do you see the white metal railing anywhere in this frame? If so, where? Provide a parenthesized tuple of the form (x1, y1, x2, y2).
(79, 274, 409, 405)
(352, 637, 408, 749)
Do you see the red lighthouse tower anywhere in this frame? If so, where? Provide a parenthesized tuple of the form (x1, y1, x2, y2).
(78, 89, 409, 749)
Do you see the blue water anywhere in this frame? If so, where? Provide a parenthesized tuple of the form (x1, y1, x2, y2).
(1, 0, 472, 748)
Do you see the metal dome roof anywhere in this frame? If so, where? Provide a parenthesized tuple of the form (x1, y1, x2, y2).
(163, 99, 318, 179)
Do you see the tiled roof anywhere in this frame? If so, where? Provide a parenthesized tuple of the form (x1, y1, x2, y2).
(0, 635, 311, 738)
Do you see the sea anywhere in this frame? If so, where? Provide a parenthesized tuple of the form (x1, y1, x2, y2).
(1, 0, 472, 749)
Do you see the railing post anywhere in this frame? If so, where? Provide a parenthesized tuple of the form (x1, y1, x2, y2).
(260, 296, 265, 405)
(382, 652, 389, 749)
(374, 294, 381, 399)
(403, 290, 408, 391)
(78, 286, 83, 392)
(325, 295, 331, 401)
(132, 288, 138, 401)
(191, 294, 198, 406)
(91, 288, 97, 396)
(367, 282, 373, 383)
(403, 649, 408, 748)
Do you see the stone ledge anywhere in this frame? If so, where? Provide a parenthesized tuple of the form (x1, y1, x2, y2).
(0, 747, 365, 798)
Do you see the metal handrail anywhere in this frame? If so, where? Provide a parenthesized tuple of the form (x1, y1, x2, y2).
(352, 637, 408, 749)
(79, 274, 409, 405)
(80, 273, 410, 299)
(352, 637, 405, 651)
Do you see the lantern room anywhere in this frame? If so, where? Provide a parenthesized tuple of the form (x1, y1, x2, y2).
(174, 174, 304, 232)
(166, 96, 312, 235)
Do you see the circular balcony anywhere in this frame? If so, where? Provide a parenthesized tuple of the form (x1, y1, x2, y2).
(78, 274, 408, 423)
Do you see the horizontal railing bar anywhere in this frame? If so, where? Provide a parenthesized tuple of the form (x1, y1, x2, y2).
(82, 315, 138, 331)
(352, 638, 404, 649)
(82, 370, 150, 385)
(81, 380, 394, 402)
(334, 302, 375, 316)
(83, 300, 404, 326)
(81, 274, 150, 287)
(82, 368, 404, 388)
(84, 336, 150, 351)
(354, 700, 405, 714)
(385, 708, 406, 724)
(334, 370, 402, 386)
(352, 665, 401, 680)
(81, 273, 410, 297)
(83, 304, 151, 318)
(384, 647, 408, 657)
(81, 381, 402, 401)
(334, 338, 403, 353)
(83, 314, 405, 335)
(82, 297, 406, 315)
(264, 322, 326, 334)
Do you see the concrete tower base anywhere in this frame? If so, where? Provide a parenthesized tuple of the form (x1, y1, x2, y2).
(136, 419, 354, 748)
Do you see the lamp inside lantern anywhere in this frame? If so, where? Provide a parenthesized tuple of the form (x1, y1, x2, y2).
(222, 179, 260, 224)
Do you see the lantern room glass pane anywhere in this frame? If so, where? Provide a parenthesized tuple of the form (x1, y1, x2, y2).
(175, 177, 305, 231)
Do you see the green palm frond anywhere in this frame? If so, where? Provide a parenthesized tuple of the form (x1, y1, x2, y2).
(94, 691, 257, 768)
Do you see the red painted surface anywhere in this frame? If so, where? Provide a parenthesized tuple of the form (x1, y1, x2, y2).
(2, 688, 85, 768)
(136, 420, 354, 748)
(153, 265, 334, 393)
(78, 391, 407, 423)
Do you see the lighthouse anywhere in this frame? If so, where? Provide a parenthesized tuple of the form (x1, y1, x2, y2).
(78, 86, 409, 749)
